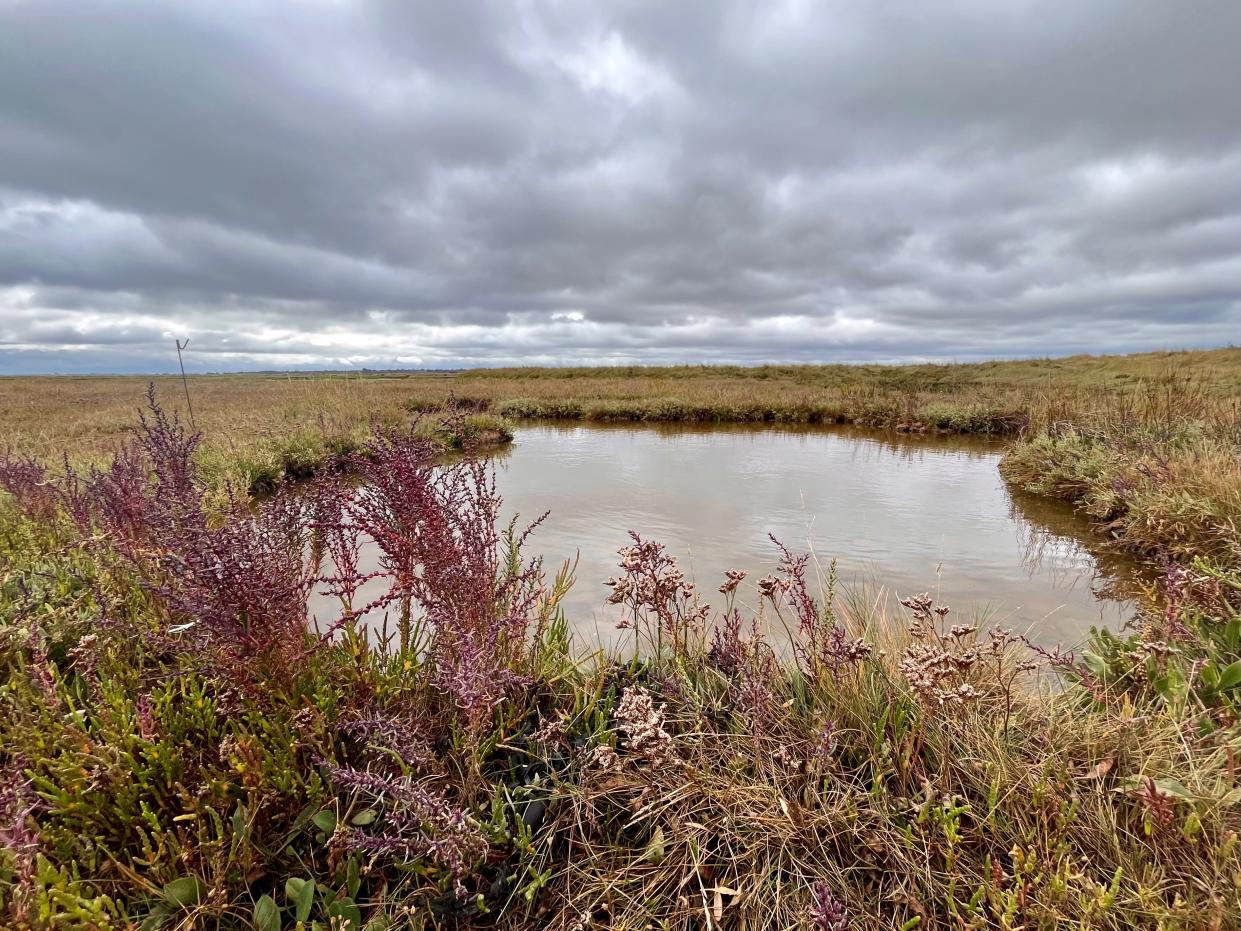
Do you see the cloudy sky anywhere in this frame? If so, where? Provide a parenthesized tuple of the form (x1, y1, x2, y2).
(1, 0, 1238, 373)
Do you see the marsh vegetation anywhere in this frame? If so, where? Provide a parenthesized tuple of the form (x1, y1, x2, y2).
(0, 348, 1238, 929)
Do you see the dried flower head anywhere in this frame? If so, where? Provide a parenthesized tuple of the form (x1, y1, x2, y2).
(718, 569, 747, 595)
(584, 743, 620, 772)
(614, 687, 675, 765)
(756, 574, 788, 600)
(607, 532, 708, 653)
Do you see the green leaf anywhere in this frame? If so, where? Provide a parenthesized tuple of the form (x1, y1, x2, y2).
(1081, 651, 1107, 678)
(1200, 661, 1220, 690)
(346, 855, 361, 898)
(1217, 661, 1241, 691)
(1223, 618, 1240, 653)
(162, 876, 207, 907)
(1183, 811, 1203, 838)
(253, 894, 281, 931)
(328, 896, 362, 930)
(231, 803, 248, 841)
(312, 810, 337, 834)
(1157, 778, 1194, 800)
(286, 877, 315, 923)
(137, 905, 172, 931)
(642, 825, 666, 863)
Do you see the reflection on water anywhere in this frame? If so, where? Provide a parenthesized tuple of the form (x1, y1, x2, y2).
(1007, 487, 1146, 605)
(310, 422, 1143, 651)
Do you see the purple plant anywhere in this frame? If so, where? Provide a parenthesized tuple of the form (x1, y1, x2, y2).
(0, 453, 57, 520)
(709, 604, 779, 736)
(317, 426, 547, 732)
(734, 643, 778, 736)
(135, 693, 158, 742)
(708, 607, 745, 676)
(0, 754, 40, 925)
(1150, 557, 1227, 642)
(0, 757, 38, 857)
(812, 720, 836, 767)
(308, 477, 373, 616)
(767, 537, 870, 676)
(9, 388, 550, 720)
(338, 710, 435, 771)
(81, 388, 317, 685)
(1131, 776, 1177, 830)
(25, 628, 60, 708)
(808, 880, 849, 931)
(322, 762, 486, 899)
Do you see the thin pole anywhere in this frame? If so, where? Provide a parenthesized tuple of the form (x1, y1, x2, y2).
(175, 338, 197, 430)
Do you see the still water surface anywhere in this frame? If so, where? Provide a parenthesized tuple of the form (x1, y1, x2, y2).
(311, 423, 1140, 651)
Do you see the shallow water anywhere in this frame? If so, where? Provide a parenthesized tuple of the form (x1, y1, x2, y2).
(310, 423, 1142, 651)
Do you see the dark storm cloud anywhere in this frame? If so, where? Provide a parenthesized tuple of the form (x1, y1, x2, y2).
(0, 0, 1238, 372)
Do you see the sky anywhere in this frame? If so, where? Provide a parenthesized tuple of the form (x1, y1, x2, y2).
(1, 0, 1238, 374)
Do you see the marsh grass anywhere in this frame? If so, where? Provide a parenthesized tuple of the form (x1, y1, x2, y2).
(1, 396, 1239, 930)
(999, 373, 1240, 564)
(2, 350, 1236, 564)
(2, 349, 1235, 460)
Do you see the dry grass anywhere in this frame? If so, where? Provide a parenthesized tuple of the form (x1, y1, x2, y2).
(0, 372, 423, 470)
(0, 373, 514, 489)
(2, 349, 1235, 464)
(2, 347, 1235, 558)
(531, 673, 1239, 930)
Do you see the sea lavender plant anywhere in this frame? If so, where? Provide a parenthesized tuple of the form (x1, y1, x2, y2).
(319, 425, 546, 733)
(708, 607, 745, 677)
(898, 594, 1034, 733)
(84, 389, 318, 685)
(710, 606, 779, 737)
(808, 880, 848, 930)
(811, 720, 836, 769)
(322, 762, 486, 900)
(604, 531, 709, 656)
(708, 567, 749, 673)
(613, 686, 675, 765)
(767, 537, 870, 676)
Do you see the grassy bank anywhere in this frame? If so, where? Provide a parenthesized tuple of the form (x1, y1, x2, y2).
(457, 348, 1238, 435)
(1001, 420, 1239, 565)
(2, 350, 1235, 458)
(1, 399, 1239, 930)
(3, 348, 1234, 560)
(0, 375, 514, 493)
(453, 353, 1241, 564)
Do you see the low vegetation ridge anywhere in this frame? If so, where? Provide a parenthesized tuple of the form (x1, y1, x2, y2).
(0, 348, 1238, 928)
(1, 348, 1236, 559)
